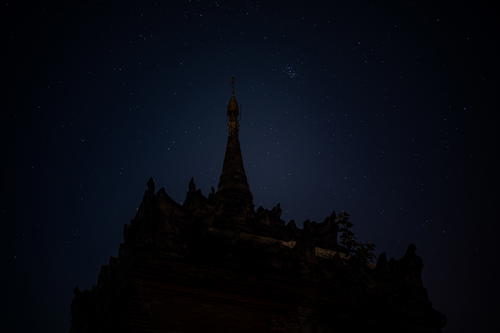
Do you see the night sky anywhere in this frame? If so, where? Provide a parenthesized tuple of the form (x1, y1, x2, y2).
(6, 1, 499, 332)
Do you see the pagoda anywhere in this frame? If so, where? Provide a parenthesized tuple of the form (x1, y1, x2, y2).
(70, 79, 445, 332)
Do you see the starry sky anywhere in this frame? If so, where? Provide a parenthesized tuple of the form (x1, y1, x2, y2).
(6, 1, 499, 332)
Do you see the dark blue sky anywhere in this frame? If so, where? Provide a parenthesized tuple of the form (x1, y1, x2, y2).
(7, 1, 498, 332)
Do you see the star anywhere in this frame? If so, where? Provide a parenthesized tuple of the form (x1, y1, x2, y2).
(283, 64, 297, 79)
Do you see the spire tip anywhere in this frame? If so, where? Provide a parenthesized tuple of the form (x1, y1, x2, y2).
(231, 76, 236, 96)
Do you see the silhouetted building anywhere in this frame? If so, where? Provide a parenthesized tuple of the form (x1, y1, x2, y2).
(70, 79, 445, 332)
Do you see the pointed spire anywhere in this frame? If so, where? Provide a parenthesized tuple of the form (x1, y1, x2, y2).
(217, 77, 253, 223)
(227, 76, 239, 123)
(147, 177, 155, 194)
(188, 177, 196, 192)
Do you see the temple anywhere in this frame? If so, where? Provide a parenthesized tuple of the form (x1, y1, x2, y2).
(70, 79, 445, 332)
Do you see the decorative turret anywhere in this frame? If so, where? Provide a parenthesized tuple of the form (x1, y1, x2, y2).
(216, 77, 253, 223)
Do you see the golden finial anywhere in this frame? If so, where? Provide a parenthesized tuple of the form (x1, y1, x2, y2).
(231, 76, 236, 96)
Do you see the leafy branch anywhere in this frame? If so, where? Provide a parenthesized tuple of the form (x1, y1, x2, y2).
(335, 211, 376, 264)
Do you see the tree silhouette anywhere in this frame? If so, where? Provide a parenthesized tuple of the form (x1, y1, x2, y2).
(335, 211, 375, 264)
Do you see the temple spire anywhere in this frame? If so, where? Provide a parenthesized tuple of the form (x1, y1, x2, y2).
(227, 77, 239, 137)
(216, 77, 253, 223)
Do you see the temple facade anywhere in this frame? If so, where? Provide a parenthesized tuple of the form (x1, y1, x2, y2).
(70, 80, 445, 332)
